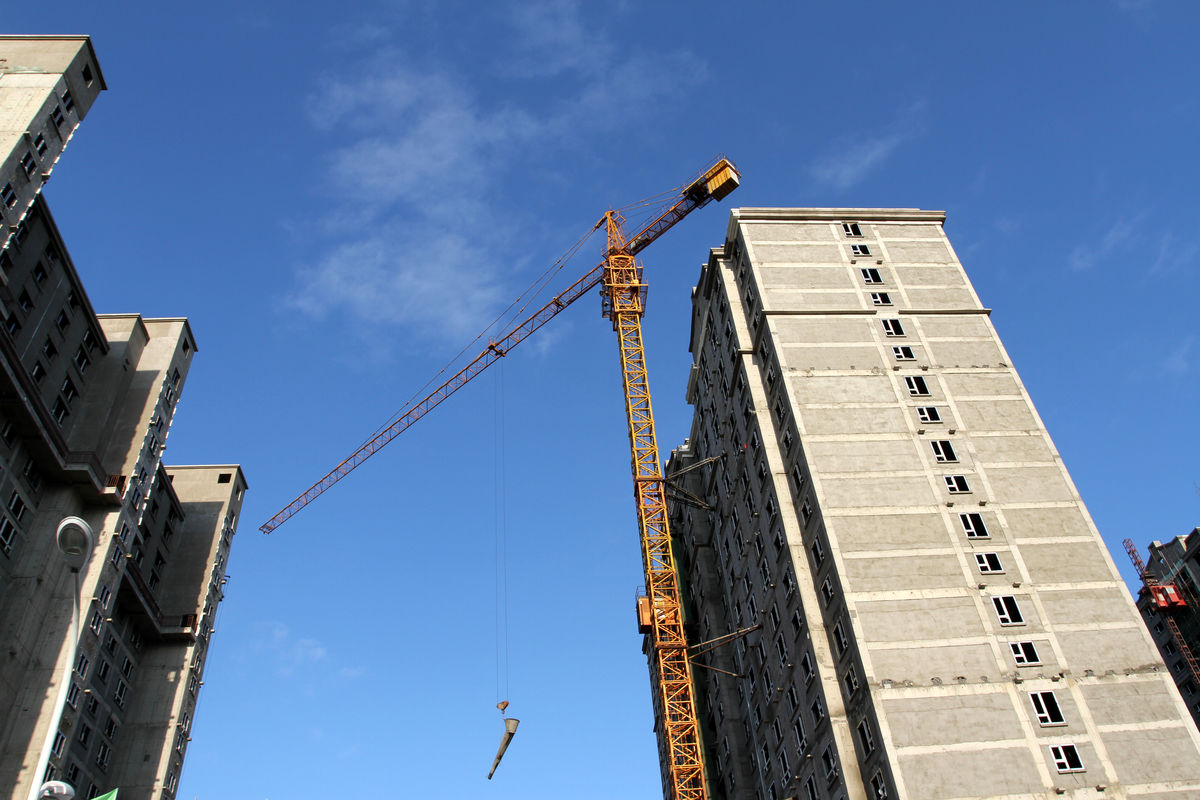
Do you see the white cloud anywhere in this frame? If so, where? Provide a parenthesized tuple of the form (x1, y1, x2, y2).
(1067, 210, 1148, 271)
(287, 229, 505, 342)
(502, 0, 612, 78)
(809, 102, 926, 190)
(287, 6, 703, 350)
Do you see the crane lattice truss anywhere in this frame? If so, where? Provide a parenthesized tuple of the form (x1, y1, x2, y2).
(602, 212, 706, 800)
(261, 159, 740, 800)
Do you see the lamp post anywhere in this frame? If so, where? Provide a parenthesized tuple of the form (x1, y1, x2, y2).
(27, 517, 95, 800)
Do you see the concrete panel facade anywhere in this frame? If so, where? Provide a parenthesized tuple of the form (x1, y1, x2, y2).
(666, 208, 1200, 800)
(0, 37, 244, 800)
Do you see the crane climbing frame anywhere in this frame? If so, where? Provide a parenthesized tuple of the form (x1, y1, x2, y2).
(261, 158, 740, 800)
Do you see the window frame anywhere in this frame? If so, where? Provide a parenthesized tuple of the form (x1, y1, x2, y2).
(916, 406, 941, 423)
(1050, 744, 1084, 773)
(992, 595, 1025, 626)
(975, 552, 1004, 573)
(1029, 690, 1066, 726)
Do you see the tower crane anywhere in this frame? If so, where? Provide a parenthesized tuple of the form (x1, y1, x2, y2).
(262, 158, 740, 800)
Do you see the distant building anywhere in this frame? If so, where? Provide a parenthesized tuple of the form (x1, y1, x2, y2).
(1133, 528, 1200, 730)
(664, 208, 1200, 799)
(0, 36, 246, 800)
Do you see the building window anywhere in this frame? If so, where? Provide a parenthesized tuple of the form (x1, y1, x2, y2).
(881, 319, 904, 337)
(52, 731, 66, 756)
(0, 517, 17, 552)
(51, 397, 70, 424)
(801, 652, 815, 682)
(931, 440, 958, 463)
(992, 595, 1024, 625)
(96, 741, 110, 770)
(78, 723, 91, 746)
(842, 222, 863, 237)
(905, 376, 930, 396)
(871, 771, 889, 799)
(861, 267, 883, 284)
(891, 345, 914, 360)
(98, 583, 111, 608)
(833, 621, 849, 655)
(944, 475, 971, 493)
(114, 680, 128, 707)
(21, 151, 37, 178)
(8, 491, 26, 523)
(959, 512, 989, 538)
(791, 465, 806, 490)
(810, 537, 825, 566)
(1029, 691, 1065, 725)
(845, 665, 860, 694)
(851, 244, 871, 257)
(43, 337, 58, 361)
(821, 745, 838, 777)
(821, 578, 835, 606)
(811, 696, 825, 723)
(916, 406, 941, 423)
(870, 292, 891, 305)
(1050, 744, 1084, 773)
(805, 777, 819, 800)
(82, 63, 95, 85)
(75, 346, 91, 374)
(66, 682, 80, 707)
(34, 134, 48, 157)
(975, 552, 1004, 573)
(62, 90, 75, 113)
(856, 720, 875, 753)
(792, 608, 805, 634)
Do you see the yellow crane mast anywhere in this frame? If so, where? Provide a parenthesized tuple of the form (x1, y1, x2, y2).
(261, 158, 740, 800)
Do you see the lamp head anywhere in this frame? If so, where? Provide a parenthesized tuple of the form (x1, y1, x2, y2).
(37, 781, 75, 799)
(55, 517, 94, 572)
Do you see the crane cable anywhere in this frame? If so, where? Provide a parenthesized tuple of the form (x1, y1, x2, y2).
(493, 361, 511, 704)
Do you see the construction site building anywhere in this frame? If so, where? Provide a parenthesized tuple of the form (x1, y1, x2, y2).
(1134, 528, 1200, 730)
(665, 208, 1200, 800)
(0, 36, 247, 800)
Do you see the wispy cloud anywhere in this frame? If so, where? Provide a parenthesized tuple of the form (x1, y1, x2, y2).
(285, 6, 703, 349)
(1149, 231, 1200, 275)
(1067, 210, 1148, 271)
(1163, 334, 1195, 376)
(809, 101, 926, 190)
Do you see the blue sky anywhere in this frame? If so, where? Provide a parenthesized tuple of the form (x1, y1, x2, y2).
(17, 1, 1200, 797)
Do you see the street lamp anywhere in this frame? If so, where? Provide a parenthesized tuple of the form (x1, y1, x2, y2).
(27, 517, 95, 800)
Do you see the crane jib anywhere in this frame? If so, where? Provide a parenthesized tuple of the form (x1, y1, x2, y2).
(260, 157, 739, 537)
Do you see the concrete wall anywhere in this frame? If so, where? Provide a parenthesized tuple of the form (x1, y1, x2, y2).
(670, 209, 1200, 800)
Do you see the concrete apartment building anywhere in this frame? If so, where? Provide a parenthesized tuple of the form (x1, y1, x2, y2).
(1132, 529, 1200, 731)
(0, 37, 246, 800)
(664, 208, 1200, 800)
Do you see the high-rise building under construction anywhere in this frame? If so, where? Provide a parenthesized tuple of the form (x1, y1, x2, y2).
(665, 208, 1200, 799)
(0, 36, 246, 799)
